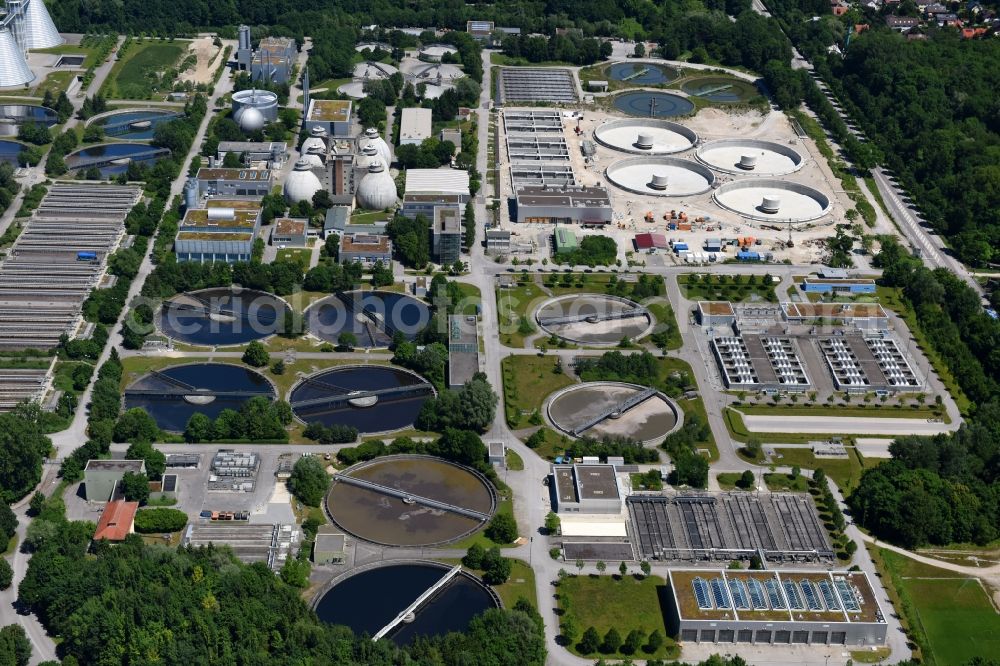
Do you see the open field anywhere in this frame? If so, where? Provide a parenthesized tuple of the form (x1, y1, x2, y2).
(502, 354, 574, 429)
(275, 248, 311, 269)
(763, 471, 809, 492)
(103, 41, 185, 99)
(877, 548, 1000, 666)
(557, 574, 678, 659)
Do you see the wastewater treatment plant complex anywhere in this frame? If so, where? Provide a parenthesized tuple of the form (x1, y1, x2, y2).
(0, 9, 991, 666)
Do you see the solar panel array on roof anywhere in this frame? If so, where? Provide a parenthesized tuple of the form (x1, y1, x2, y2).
(800, 580, 823, 611)
(747, 578, 768, 610)
(693, 577, 712, 610)
(711, 578, 731, 609)
(783, 579, 805, 610)
(819, 579, 841, 611)
(765, 578, 787, 609)
(835, 577, 861, 612)
(728, 578, 750, 610)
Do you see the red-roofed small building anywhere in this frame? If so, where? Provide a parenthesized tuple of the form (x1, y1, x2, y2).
(93, 501, 138, 542)
(634, 232, 668, 251)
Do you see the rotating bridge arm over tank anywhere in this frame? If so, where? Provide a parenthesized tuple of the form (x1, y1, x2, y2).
(373, 565, 463, 641)
(538, 307, 649, 327)
(290, 382, 433, 409)
(331, 473, 491, 521)
(571, 387, 658, 436)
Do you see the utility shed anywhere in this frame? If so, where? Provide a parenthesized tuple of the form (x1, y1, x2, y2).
(313, 526, 347, 564)
(84, 459, 146, 502)
(554, 227, 578, 253)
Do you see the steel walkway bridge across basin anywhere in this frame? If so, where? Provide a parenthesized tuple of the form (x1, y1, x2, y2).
(125, 370, 271, 399)
(571, 386, 658, 436)
(373, 565, 462, 641)
(538, 307, 649, 327)
(331, 474, 492, 521)
(290, 382, 434, 410)
(68, 146, 170, 170)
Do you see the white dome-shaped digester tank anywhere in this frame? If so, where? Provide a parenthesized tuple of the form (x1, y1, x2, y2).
(284, 159, 324, 204)
(355, 160, 397, 211)
(361, 127, 392, 167)
(237, 106, 266, 133)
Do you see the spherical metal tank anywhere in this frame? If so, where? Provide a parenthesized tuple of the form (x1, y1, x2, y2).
(284, 159, 323, 203)
(237, 106, 266, 133)
(355, 161, 397, 211)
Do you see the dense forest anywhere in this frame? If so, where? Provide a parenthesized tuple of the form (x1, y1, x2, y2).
(18, 519, 547, 664)
(846, 239, 1000, 548)
(766, 0, 1000, 266)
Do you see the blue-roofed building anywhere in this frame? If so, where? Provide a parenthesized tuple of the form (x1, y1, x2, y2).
(736, 250, 760, 261)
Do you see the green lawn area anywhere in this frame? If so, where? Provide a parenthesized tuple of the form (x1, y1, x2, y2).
(763, 472, 809, 492)
(496, 279, 549, 348)
(275, 248, 311, 269)
(716, 472, 746, 491)
(35, 42, 106, 69)
(490, 53, 577, 68)
(878, 549, 1000, 665)
(453, 282, 481, 316)
(103, 41, 185, 99)
(678, 273, 776, 302)
(876, 286, 970, 414)
(447, 495, 517, 551)
(647, 301, 681, 350)
(349, 210, 391, 225)
(494, 559, 537, 610)
(522, 426, 570, 460)
(502, 354, 574, 429)
(557, 574, 678, 659)
(505, 448, 524, 471)
(770, 447, 868, 494)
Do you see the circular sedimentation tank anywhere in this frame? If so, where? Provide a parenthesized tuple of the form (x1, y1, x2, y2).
(305, 290, 431, 348)
(156, 287, 291, 347)
(231, 89, 278, 122)
(89, 109, 181, 141)
(547, 382, 681, 443)
(696, 139, 804, 176)
(289, 365, 435, 434)
(64, 142, 168, 176)
(611, 91, 695, 118)
(535, 294, 655, 345)
(0, 105, 58, 137)
(606, 156, 715, 197)
(680, 76, 758, 103)
(607, 62, 678, 86)
(325, 455, 497, 546)
(0, 140, 27, 166)
(713, 178, 832, 222)
(314, 561, 499, 644)
(594, 118, 697, 155)
(123, 363, 275, 432)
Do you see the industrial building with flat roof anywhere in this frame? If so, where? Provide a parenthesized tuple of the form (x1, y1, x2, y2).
(0, 183, 142, 355)
(697, 301, 737, 327)
(497, 68, 578, 105)
(711, 335, 811, 391)
(666, 569, 887, 647)
(175, 199, 262, 263)
(84, 459, 146, 502)
(271, 218, 308, 246)
(340, 233, 392, 266)
(780, 302, 888, 329)
(404, 169, 471, 199)
(304, 99, 353, 137)
(447, 314, 479, 388)
(399, 107, 433, 145)
(433, 206, 462, 265)
(313, 526, 347, 564)
(514, 185, 613, 225)
(819, 334, 921, 392)
(628, 492, 833, 562)
(552, 464, 622, 514)
(216, 141, 288, 168)
(197, 168, 273, 198)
